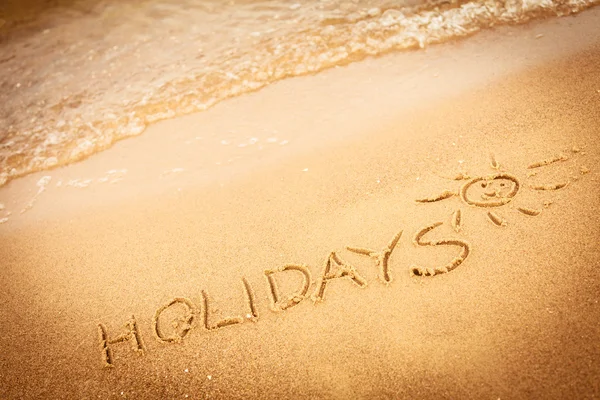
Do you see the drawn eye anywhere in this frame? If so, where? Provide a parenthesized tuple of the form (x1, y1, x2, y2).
(481, 182, 487, 188)
(500, 183, 506, 187)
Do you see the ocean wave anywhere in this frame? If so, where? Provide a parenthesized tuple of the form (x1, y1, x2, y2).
(0, 0, 597, 186)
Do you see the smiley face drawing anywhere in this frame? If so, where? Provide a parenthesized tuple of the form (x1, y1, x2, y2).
(415, 150, 585, 229)
(460, 174, 520, 208)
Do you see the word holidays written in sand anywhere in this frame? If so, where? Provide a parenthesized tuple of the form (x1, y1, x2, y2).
(98, 149, 589, 368)
(98, 227, 460, 368)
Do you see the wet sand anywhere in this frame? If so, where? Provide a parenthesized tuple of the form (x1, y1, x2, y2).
(1, 9, 600, 399)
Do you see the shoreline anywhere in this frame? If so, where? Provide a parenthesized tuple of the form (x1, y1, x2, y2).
(1, 9, 600, 399)
(2, 0, 600, 189)
(1, 8, 600, 229)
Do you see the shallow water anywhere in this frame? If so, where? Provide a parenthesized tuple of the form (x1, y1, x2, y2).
(0, 0, 597, 187)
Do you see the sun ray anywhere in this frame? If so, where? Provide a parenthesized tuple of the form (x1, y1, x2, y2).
(451, 209, 462, 233)
(415, 190, 457, 203)
(529, 182, 568, 190)
(487, 211, 506, 227)
(517, 206, 542, 216)
(434, 171, 471, 181)
(527, 153, 569, 169)
(490, 153, 499, 170)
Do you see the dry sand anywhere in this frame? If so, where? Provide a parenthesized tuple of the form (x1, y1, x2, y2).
(1, 8, 600, 400)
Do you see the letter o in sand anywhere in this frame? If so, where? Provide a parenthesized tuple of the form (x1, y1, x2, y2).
(153, 298, 200, 343)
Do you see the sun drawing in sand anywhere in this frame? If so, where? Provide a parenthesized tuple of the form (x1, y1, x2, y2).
(415, 149, 588, 230)
(404, 149, 589, 277)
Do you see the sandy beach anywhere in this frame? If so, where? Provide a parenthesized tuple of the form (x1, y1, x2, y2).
(1, 7, 600, 399)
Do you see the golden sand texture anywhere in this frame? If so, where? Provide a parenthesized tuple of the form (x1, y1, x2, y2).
(1, 10, 600, 400)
